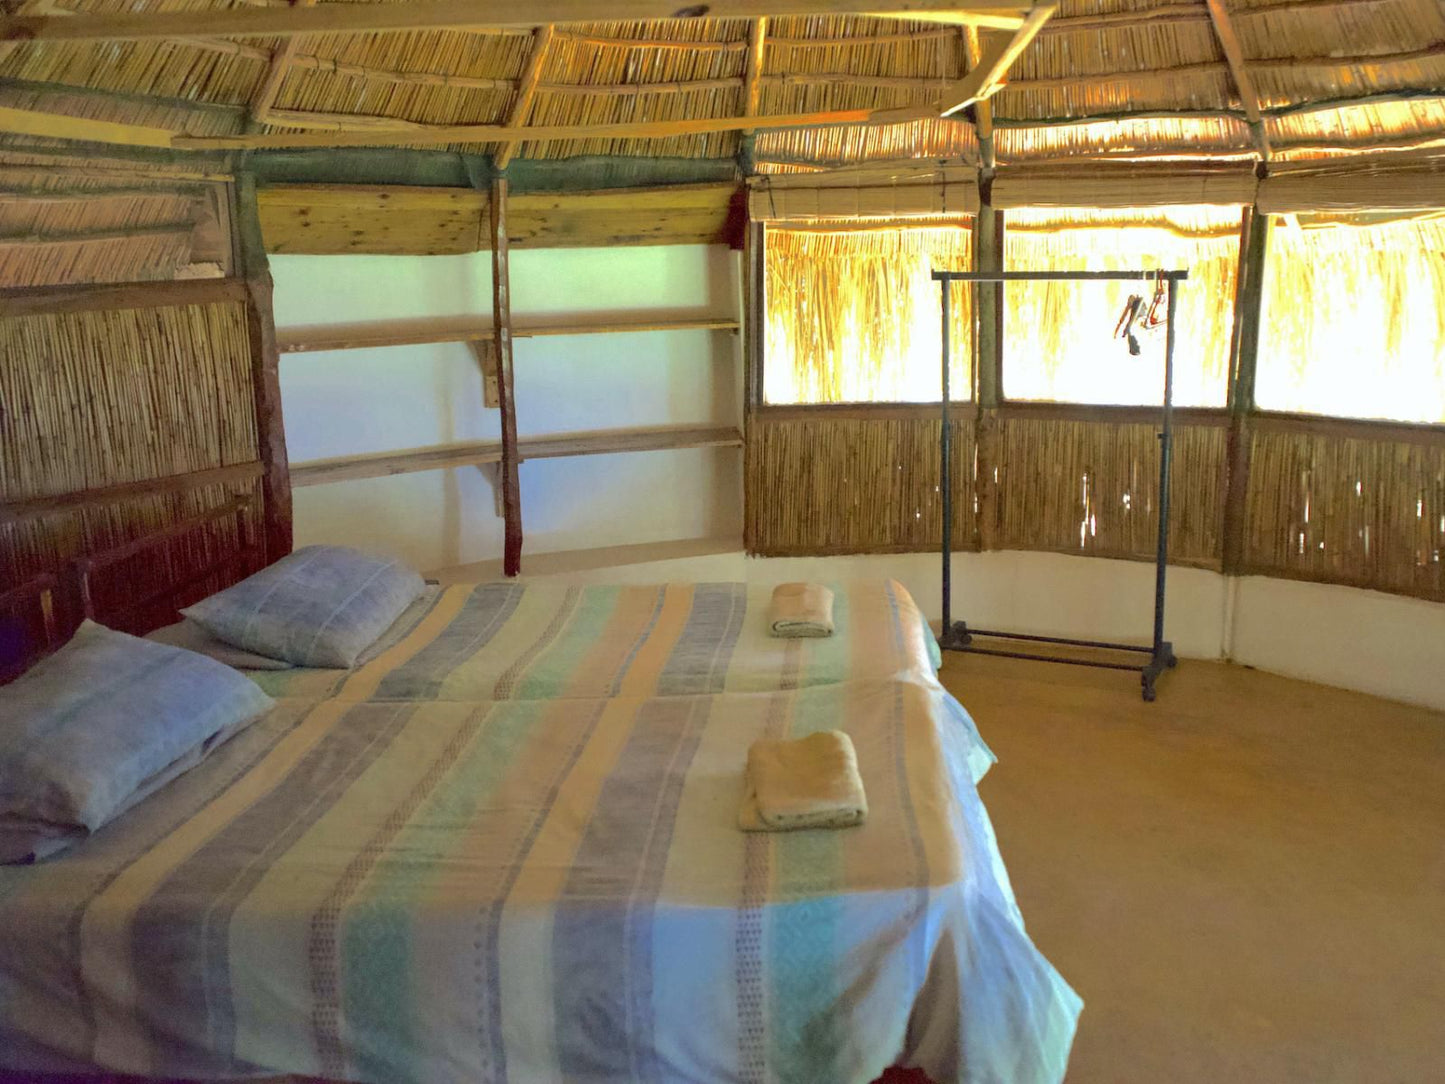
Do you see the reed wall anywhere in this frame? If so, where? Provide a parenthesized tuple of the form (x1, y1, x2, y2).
(0, 289, 269, 632)
(1243, 420, 1445, 600)
(745, 410, 975, 555)
(989, 414, 1228, 568)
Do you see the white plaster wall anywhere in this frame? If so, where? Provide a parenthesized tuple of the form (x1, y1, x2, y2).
(1230, 576, 1445, 711)
(270, 246, 744, 572)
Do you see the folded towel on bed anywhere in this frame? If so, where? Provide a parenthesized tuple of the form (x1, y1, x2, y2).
(739, 730, 867, 831)
(768, 582, 835, 638)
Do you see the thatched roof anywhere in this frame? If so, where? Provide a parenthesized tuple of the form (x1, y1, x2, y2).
(0, 0, 1442, 176)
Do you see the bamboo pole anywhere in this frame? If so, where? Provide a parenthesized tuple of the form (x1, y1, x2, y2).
(496, 25, 555, 171)
(0, 0, 1031, 42)
(490, 175, 523, 576)
(1203, 0, 1271, 162)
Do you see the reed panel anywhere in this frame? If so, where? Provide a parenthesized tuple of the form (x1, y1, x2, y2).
(0, 298, 262, 628)
(1243, 424, 1445, 600)
(745, 412, 975, 555)
(990, 415, 1228, 568)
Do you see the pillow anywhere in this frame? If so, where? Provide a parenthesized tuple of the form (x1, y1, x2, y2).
(181, 545, 426, 669)
(0, 621, 274, 864)
(147, 619, 296, 671)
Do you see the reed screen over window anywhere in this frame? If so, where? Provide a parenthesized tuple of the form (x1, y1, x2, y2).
(763, 225, 973, 404)
(1001, 206, 1241, 408)
(1257, 213, 1445, 425)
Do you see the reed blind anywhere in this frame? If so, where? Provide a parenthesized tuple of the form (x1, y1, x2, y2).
(992, 164, 1258, 209)
(748, 164, 979, 221)
(1257, 162, 1445, 212)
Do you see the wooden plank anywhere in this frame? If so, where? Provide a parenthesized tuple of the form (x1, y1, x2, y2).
(509, 183, 738, 247)
(519, 424, 743, 459)
(0, 462, 264, 525)
(256, 183, 486, 254)
(0, 276, 248, 316)
(292, 440, 504, 486)
(491, 175, 523, 578)
(0, 1, 1030, 42)
(937, 3, 1055, 116)
(0, 104, 175, 148)
(291, 425, 745, 486)
(496, 25, 555, 171)
(276, 315, 739, 353)
(257, 182, 737, 253)
(1203, 0, 1271, 161)
(236, 173, 294, 562)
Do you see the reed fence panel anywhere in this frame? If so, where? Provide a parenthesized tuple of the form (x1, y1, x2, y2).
(0, 299, 263, 626)
(1243, 422, 1445, 600)
(745, 412, 975, 555)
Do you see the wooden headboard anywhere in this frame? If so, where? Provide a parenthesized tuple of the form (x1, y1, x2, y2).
(0, 275, 290, 649)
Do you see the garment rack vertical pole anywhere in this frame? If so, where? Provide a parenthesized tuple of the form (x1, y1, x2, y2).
(931, 268, 1188, 702)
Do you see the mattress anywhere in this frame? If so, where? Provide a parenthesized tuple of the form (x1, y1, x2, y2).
(246, 579, 941, 702)
(0, 680, 1078, 1084)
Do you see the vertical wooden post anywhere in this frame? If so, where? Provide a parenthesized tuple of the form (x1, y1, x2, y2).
(972, 199, 1003, 551)
(491, 176, 524, 577)
(1222, 207, 1270, 574)
(234, 173, 293, 563)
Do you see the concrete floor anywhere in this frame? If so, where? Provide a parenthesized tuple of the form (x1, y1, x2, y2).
(938, 654, 1445, 1084)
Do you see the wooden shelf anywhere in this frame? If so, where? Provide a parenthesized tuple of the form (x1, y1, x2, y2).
(277, 315, 739, 354)
(291, 424, 742, 488)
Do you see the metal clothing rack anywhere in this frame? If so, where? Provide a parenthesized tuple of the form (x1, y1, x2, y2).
(932, 268, 1189, 702)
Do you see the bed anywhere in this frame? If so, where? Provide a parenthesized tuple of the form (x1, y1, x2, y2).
(0, 535, 1080, 1084)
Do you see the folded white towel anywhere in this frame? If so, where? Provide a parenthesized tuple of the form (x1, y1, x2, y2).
(739, 730, 867, 832)
(768, 582, 835, 638)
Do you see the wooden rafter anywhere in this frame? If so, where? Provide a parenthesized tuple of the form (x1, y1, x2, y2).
(249, 0, 317, 126)
(743, 17, 768, 129)
(962, 25, 995, 171)
(1204, 0, 1271, 161)
(936, 3, 1055, 117)
(0, 1, 1030, 43)
(495, 25, 554, 170)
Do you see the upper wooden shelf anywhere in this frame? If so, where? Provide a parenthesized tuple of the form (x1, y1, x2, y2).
(277, 315, 740, 354)
(291, 423, 743, 487)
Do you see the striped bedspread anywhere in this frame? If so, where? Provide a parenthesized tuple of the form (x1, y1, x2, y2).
(249, 579, 942, 702)
(0, 681, 1078, 1084)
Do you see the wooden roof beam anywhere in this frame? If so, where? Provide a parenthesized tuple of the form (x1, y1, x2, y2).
(1204, 0, 1271, 162)
(495, 25, 555, 170)
(0, 1, 1031, 43)
(937, 3, 1055, 117)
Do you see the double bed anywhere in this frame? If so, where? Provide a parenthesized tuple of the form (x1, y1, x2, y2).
(0, 552, 1080, 1084)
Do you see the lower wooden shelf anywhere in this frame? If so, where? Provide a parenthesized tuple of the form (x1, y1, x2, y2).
(290, 423, 743, 488)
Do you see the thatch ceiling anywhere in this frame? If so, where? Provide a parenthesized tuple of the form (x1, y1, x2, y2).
(0, 0, 1442, 173)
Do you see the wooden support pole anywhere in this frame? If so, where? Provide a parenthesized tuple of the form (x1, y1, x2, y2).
(490, 175, 523, 576)
(234, 173, 294, 563)
(972, 201, 1003, 552)
(963, 25, 996, 172)
(1221, 207, 1269, 574)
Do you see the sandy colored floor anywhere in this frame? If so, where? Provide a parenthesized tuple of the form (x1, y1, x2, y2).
(937, 653, 1445, 1084)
